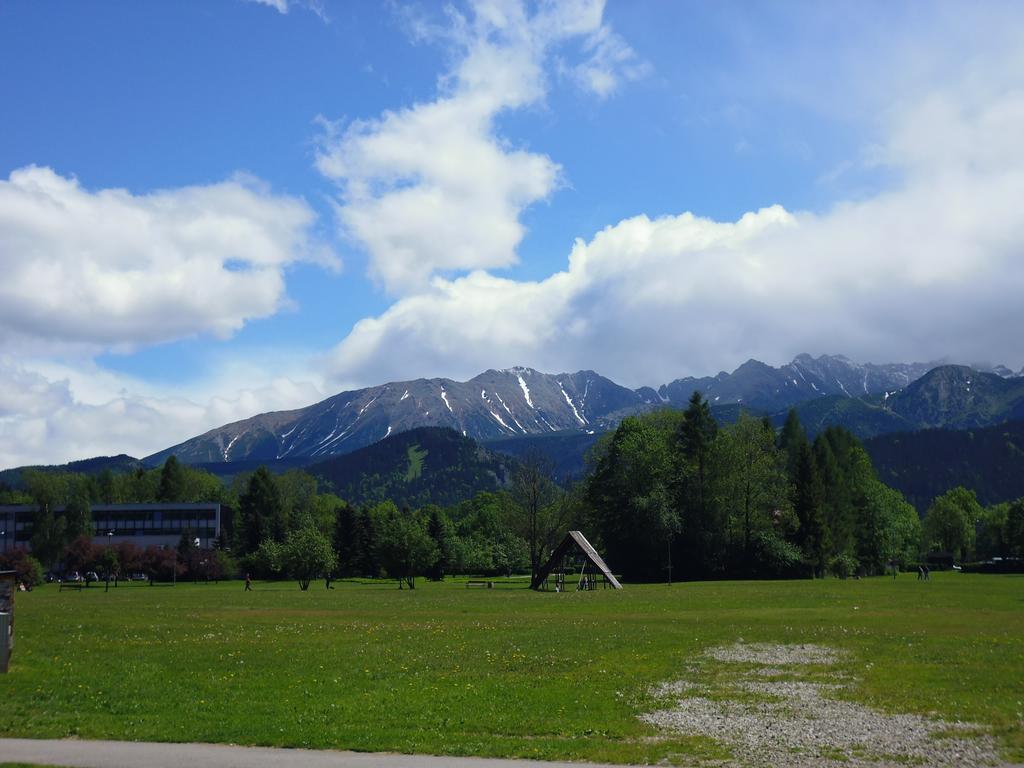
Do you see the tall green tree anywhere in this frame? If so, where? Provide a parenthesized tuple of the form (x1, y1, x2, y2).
(424, 506, 454, 581)
(332, 501, 366, 576)
(510, 450, 566, 582)
(97, 469, 118, 504)
(64, 488, 94, 541)
(813, 432, 855, 560)
(713, 412, 789, 573)
(587, 413, 680, 582)
(238, 467, 285, 555)
(282, 517, 337, 591)
(29, 504, 67, 569)
(23, 469, 69, 514)
(779, 408, 808, 482)
(372, 502, 437, 589)
(857, 480, 921, 573)
(1006, 498, 1024, 558)
(157, 456, 186, 502)
(277, 470, 318, 530)
(793, 441, 828, 577)
(678, 391, 720, 577)
(923, 486, 981, 561)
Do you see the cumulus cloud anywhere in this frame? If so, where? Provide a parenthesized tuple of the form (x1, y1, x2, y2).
(326, 66, 1024, 388)
(316, 0, 646, 294)
(0, 355, 327, 469)
(0, 166, 337, 350)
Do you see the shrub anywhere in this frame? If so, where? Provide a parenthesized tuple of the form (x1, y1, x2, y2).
(0, 548, 44, 587)
(829, 553, 860, 579)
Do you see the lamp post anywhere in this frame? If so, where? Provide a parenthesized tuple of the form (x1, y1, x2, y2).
(105, 530, 114, 592)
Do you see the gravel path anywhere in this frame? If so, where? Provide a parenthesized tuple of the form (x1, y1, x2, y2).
(641, 642, 1005, 768)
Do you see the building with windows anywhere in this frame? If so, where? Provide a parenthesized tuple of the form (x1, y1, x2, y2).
(0, 503, 221, 554)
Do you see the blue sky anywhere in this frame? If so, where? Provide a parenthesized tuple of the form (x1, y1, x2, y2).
(1, 0, 1023, 467)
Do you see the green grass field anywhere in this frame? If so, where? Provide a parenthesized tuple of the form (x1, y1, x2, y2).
(1, 574, 1021, 765)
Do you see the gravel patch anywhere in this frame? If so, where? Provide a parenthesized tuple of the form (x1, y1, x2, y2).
(705, 642, 843, 666)
(640, 643, 1002, 768)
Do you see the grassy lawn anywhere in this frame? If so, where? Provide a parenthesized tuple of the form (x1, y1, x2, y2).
(1, 574, 1021, 765)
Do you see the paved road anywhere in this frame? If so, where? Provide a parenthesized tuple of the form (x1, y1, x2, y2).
(0, 739, 635, 768)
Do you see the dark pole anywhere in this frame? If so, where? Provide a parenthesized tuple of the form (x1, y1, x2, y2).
(105, 530, 113, 592)
(667, 533, 673, 586)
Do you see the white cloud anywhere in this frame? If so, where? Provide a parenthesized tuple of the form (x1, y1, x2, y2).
(316, 0, 645, 294)
(563, 22, 649, 98)
(243, 0, 327, 18)
(326, 66, 1024, 388)
(0, 166, 337, 350)
(244, 0, 290, 13)
(0, 355, 327, 469)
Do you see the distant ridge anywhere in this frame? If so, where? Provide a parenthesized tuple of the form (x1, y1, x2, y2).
(146, 367, 641, 466)
(0, 454, 144, 486)
(144, 355, 1023, 467)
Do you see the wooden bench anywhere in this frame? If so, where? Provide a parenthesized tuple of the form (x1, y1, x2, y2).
(59, 581, 84, 592)
(466, 580, 493, 589)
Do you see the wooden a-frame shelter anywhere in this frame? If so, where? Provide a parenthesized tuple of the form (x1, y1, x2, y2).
(531, 531, 622, 591)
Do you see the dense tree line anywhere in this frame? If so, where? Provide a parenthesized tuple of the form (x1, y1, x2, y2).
(4, 396, 1023, 587)
(584, 396, 923, 581)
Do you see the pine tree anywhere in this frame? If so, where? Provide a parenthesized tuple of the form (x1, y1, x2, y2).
(425, 506, 451, 581)
(332, 501, 364, 577)
(813, 435, 854, 560)
(238, 467, 284, 555)
(779, 409, 808, 483)
(793, 442, 828, 577)
(158, 456, 186, 502)
(678, 391, 719, 576)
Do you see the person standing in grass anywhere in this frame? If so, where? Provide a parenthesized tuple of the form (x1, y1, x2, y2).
(244, 573, 252, 591)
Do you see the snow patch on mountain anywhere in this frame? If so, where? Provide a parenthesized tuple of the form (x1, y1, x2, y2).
(488, 409, 513, 432)
(517, 373, 534, 408)
(494, 392, 525, 432)
(223, 432, 242, 461)
(559, 381, 587, 425)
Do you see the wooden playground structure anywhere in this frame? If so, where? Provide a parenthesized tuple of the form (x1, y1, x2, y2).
(531, 531, 622, 591)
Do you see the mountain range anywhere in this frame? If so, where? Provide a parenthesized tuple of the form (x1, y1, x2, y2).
(7, 355, 1024, 513)
(145, 354, 1024, 467)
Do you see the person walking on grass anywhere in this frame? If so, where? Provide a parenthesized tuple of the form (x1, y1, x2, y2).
(244, 573, 252, 591)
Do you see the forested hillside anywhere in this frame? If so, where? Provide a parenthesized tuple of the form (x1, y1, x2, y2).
(865, 421, 1024, 511)
(309, 427, 514, 509)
